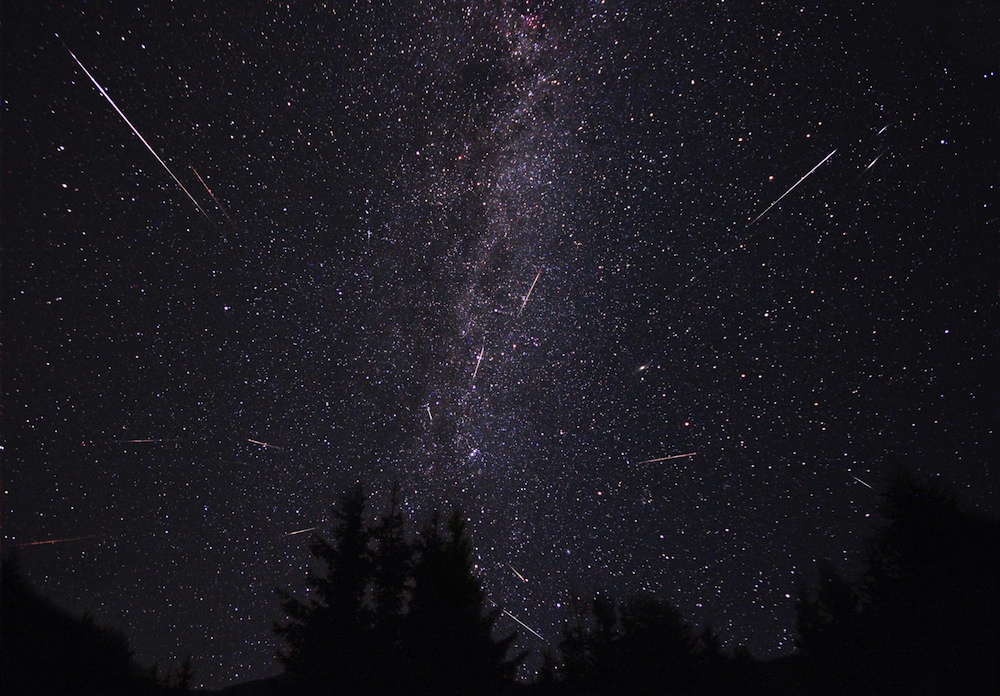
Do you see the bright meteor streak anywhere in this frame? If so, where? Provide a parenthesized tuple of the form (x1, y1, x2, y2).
(57, 34, 211, 221)
(248, 438, 285, 451)
(283, 527, 317, 537)
(488, 599, 544, 641)
(749, 149, 837, 226)
(508, 563, 528, 583)
(517, 268, 542, 317)
(471, 345, 485, 383)
(636, 452, 697, 465)
(853, 475, 874, 490)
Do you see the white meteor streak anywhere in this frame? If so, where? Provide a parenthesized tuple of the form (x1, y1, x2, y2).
(283, 527, 317, 537)
(749, 149, 837, 226)
(518, 268, 542, 317)
(57, 34, 211, 221)
(508, 564, 528, 583)
(852, 475, 874, 490)
(248, 438, 285, 451)
(471, 345, 485, 383)
(636, 452, 697, 465)
(488, 599, 544, 641)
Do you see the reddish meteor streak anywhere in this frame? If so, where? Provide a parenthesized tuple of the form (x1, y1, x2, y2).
(17, 535, 97, 548)
(636, 452, 697, 465)
(191, 166, 235, 224)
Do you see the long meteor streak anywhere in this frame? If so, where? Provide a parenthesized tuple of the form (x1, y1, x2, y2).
(57, 34, 211, 221)
(488, 600, 544, 641)
(852, 475, 874, 490)
(636, 452, 697, 465)
(749, 149, 837, 226)
(17, 535, 97, 548)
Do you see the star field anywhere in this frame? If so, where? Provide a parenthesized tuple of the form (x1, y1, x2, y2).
(3, 1, 996, 689)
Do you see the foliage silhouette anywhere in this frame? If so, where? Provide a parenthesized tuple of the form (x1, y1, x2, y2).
(274, 487, 523, 695)
(796, 468, 999, 695)
(1, 550, 169, 696)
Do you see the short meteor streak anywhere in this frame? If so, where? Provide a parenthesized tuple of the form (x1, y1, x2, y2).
(636, 452, 697, 465)
(749, 149, 837, 226)
(112, 438, 176, 444)
(191, 166, 234, 224)
(57, 34, 211, 221)
(248, 438, 285, 451)
(17, 535, 97, 548)
(471, 345, 485, 383)
(517, 268, 542, 317)
(425, 404, 433, 422)
(508, 564, 528, 583)
(852, 475, 874, 490)
(283, 527, 317, 537)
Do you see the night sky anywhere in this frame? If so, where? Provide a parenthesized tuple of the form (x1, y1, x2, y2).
(3, 1, 996, 689)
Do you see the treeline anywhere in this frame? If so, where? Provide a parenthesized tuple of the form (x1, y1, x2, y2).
(2, 470, 997, 695)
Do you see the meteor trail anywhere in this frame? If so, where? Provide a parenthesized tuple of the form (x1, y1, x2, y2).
(749, 149, 837, 226)
(517, 268, 542, 317)
(57, 34, 211, 221)
(283, 527, 317, 537)
(488, 600, 544, 641)
(425, 404, 433, 422)
(16, 535, 97, 548)
(853, 475, 874, 490)
(471, 345, 485, 383)
(508, 564, 528, 583)
(191, 166, 235, 223)
(636, 452, 697, 465)
(247, 438, 285, 451)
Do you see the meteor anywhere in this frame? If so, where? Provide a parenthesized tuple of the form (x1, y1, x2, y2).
(749, 149, 837, 226)
(283, 527, 317, 537)
(191, 166, 235, 223)
(247, 438, 285, 451)
(471, 345, 485, 383)
(488, 599, 544, 641)
(16, 535, 97, 548)
(508, 563, 528, 583)
(517, 268, 542, 317)
(852, 475, 874, 490)
(636, 452, 697, 465)
(57, 34, 211, 222)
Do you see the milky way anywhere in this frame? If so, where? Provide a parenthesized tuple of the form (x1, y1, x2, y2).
(3, 1, 995, 688)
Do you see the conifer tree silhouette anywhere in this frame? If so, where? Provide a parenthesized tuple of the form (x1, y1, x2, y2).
(274, 484, 372, 695)
(796, 468, 999, 695)
(1, 550, 159, 696)
(403, 510, 524, 695)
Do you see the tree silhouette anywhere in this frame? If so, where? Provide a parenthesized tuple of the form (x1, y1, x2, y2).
(402, 510, 525, 695)
(555, 591, 712, 695)
(274, 491, 524, 695)
(274, 483, 373, 695)
(1, 550, 161, 696)
(796, 468, 999, 694)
